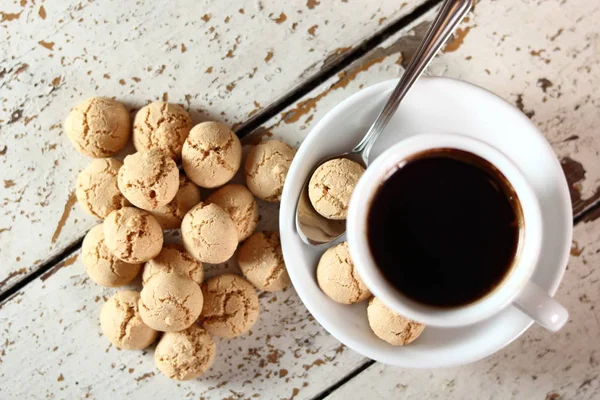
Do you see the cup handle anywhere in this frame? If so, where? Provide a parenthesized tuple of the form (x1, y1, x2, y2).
(513, 281, 569, 332)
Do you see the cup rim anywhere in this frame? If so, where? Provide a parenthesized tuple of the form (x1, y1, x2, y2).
(347, 132, 543, 327)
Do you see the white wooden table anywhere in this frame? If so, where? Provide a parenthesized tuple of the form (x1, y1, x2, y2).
(1, 1, 599, 399)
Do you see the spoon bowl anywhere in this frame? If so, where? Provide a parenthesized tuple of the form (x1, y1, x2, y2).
(295, 151, 365, 247)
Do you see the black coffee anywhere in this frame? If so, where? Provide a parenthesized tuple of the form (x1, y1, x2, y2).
(367, 149, 522, 307)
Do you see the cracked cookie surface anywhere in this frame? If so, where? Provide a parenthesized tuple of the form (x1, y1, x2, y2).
(100, 290, 158, 350)
(82, 224, 141, 287)
(118, 149, 179, 211)
(238, 231, 290, 292)
(181, 202, 238, 264)
(154, 324, 216, 381)
(139, 273, 204, 332)
(367, 297, 425, 346)
(150, 174, 201, 229)
(206, 184, 258, 242)
(308, 158, 365, 220)
(142, 244, 204, 286)
(181, 122, 242, 188)
(244, 140, 295, 202)
(103, 207, 163, 263)
(133, 101, 192, 161)
(199, 274, 259, 338)
(65, 97, 131, 157)
(316, 241, 371, 304)
(76, 158, 129, 218)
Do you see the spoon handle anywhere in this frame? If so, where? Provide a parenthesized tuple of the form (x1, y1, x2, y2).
(353, 0, 472, 163)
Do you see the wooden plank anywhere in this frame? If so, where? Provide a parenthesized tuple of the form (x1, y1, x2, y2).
(2, 0, 599, 398)
(0, 0, 430, 294)
(0, 217, 366, 399)
(326, 217, 600, 400)
(0, 254, 365, 399)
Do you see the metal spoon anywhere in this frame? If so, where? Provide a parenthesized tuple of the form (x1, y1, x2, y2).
(295, 0, 473, 247)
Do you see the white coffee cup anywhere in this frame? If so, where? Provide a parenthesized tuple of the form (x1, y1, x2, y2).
(347, 133, 569, 332)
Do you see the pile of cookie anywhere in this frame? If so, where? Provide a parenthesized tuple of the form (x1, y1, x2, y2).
(67, 97, 294, 380)
(307, 158, 425, 346)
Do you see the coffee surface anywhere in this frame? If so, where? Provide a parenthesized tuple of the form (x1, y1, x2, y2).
(367, 149, 521, 307)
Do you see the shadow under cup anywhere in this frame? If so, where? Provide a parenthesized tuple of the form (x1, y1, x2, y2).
(365, 148, 526, 311)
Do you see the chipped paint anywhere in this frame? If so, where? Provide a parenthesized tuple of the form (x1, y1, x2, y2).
(281, 55, 386, 124)
(14, 64, 28, 75)
(307, 0, 321, 10)
(0, 268, 27, 289)
(38, 40, 55, 51)
(320, 46, 352, 70)
(515, 94, 535, 119)
(272, 13, 287, 24)
(248, 101, 263, 117)
(550, 28, 563, 41)
(537, 78, 553, 93)
(571, 241, 583, 256)
(443, 26, 471, 53)
(0, 11, 22, 22)
(134, 372, 155, 382)
(561, 157, 600, 217)
(40, 253, 78, 282)
(50, 191, 77, 244)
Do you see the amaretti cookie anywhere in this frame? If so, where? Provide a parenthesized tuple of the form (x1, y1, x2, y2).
(244, 140, 295, 202)
(206, 184, 258, 242)
(238, 231, 290, 292)
(82, 224, 141, 287)
(118, 150, 179, 210)
(133, 101, 192, 161)
(100, 290, 158, 350)
(65, 97, 130, 158)
(316, 241, 371, 304)
(76, 158, 129, 218)
(182, 122, 242, 188)
(103, 207, 164, 263)
(199, 274, 259, 338)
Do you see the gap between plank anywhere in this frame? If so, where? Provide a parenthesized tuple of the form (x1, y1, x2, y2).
(235, 0, 443, 138)
(0, 0, 443, 301)
(311, 359, 376, 400)
(0, 237, 83, 303)
(574, 198, 600, 225)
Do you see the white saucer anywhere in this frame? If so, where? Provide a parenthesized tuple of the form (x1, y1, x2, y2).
(279, 77, 572, 368)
